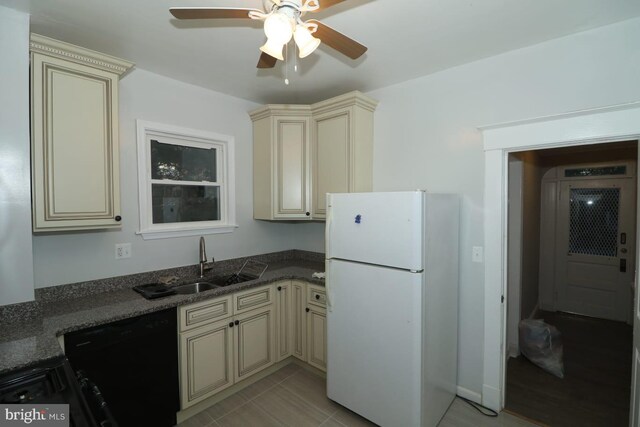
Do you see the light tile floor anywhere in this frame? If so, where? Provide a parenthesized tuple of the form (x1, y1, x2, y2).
(178, 363, 541, 427)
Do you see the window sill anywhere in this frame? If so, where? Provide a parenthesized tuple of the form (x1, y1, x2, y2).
(137, 224, 238, 240)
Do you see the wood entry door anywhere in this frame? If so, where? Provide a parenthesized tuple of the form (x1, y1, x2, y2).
(555, 178, 636, 322)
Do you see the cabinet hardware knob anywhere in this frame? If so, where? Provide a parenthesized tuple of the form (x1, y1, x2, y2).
(315, 294, 320, 300)
(229, 322, 234, 328)
(234, 320, 240, 325)
(305, 307, 310, 312)
(277, 286, 282, 291)
(115, 215, 122, 222)
(305, 212, 310, 216)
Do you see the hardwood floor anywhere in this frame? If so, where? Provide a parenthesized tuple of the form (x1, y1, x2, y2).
(178, 362, 540, 427)
(506, 310, 632, 427)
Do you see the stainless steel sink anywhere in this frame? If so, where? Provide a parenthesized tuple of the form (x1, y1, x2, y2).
(209, 274, 251, 287)
(173, 281, 219, 294)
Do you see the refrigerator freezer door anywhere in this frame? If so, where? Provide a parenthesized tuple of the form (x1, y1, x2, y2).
(326, 259, 422, 426)
(326, 191, 424, 271)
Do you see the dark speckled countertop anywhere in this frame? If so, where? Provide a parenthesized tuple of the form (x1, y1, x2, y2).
(0, 251, 324, 374)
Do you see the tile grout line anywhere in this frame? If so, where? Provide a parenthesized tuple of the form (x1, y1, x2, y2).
(215, 400, 286, 427)
(210, 366, 303, 422)
(278, 373, 340, 419)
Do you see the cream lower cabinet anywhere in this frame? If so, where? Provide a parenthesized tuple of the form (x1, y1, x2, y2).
(276, 280, 308, 362)
(234, 304, 275, 382)
(179, 317, 234, 408)
(29, 34, 133, 231)
(306, 284, 327, 372)
(178, 281, 326, 410)
(275, 281, 293, 361)
(292, 281, 308, 361)
(178, 285, 275, 410)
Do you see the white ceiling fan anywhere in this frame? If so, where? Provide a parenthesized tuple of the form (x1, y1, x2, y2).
(170, 0, 368, 68)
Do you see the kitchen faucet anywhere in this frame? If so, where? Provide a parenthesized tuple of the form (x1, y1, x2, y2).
(199, 236, 214, 278)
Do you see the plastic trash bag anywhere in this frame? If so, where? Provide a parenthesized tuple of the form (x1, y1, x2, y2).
(518, 318, 565, 378)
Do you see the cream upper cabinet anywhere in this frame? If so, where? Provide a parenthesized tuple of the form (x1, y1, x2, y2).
(29, 34, 133, 232)
(250, 91, 377, 221)
(250, 106, 312, 220)
(311, 92, 377, 219)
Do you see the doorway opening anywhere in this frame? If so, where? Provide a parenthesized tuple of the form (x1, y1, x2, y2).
(505, 141, 638, 425)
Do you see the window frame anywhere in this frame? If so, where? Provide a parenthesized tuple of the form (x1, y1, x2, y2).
(136, 120, 237, 240)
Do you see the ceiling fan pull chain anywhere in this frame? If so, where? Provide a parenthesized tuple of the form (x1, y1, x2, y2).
(284, 43, 290, 85)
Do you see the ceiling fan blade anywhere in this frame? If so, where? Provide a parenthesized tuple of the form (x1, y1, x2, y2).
(170, 7, 260, 19)
(308, 20, 367, 60)
(315, 0, 347, 11)
(257, 52, 277, 68)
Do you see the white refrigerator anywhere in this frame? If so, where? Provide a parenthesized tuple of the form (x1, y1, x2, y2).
(326, 191, 459, 427)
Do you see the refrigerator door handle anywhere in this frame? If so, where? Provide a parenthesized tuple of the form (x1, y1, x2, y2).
(325, 198, 333, 258)
(326, 283, 333, 312)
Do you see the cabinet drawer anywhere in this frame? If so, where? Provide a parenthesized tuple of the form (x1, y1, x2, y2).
(234, 285, 273, 314)
(307, 285, 326, 307)
(179, 295, 233, 332)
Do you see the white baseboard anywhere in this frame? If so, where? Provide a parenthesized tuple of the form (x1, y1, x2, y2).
(508, 342, 520, 358)
(456, 386, 482, 404)
(481, 384, 501, 411)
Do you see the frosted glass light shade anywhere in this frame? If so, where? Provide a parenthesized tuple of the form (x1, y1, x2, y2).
(260, 39, 286, 61)
(294, 24, 321, 58)
(263, 13, 294, 44)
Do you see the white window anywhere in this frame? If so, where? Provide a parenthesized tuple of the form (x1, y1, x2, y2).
(136, 120, 236, 239)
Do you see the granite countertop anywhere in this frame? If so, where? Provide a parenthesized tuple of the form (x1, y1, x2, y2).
(0, 252, 325, 374)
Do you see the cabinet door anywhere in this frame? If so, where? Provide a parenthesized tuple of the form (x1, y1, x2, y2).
(234, 305, 276, 382)
(31, 52, 121, 231)
(307, 305, 327, 372)
(275, 281, 293, 362)
(312, 108, 350, 218)
(179, 318, 234, 409)
(292, 281, 307, 361)
(275, 117, 311, 218)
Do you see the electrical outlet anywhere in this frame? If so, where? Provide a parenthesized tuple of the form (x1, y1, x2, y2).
(115, 243, 132, 260)
(472, 246, 483, 263)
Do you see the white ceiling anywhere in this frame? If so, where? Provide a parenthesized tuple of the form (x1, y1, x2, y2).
(3, 0, 640, 104)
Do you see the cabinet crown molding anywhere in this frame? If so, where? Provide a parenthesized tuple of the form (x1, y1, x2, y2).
(311, 91, 378, 115)
(249, 104, 312, 121)
(30, 33, 134, 76)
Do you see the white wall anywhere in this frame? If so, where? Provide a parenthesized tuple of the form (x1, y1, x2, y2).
(0, 6, 34, 305)
(357, 17, 640, 396)
(31, 69, 309, 288)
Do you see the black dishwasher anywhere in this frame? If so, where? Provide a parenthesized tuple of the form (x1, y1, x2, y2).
(65, 309, 179, 427)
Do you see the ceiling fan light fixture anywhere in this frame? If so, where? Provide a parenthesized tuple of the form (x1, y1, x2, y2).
(259, 39, 286, 61)
(263, 12, 294, 44)
(294, 24, 321, 58)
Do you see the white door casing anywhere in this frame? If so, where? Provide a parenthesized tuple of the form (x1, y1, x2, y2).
(555, 176, 636, 322)
(481, 101, 640, 412)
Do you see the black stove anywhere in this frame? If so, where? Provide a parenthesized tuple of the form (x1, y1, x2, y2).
(0, 357, 102, 426)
